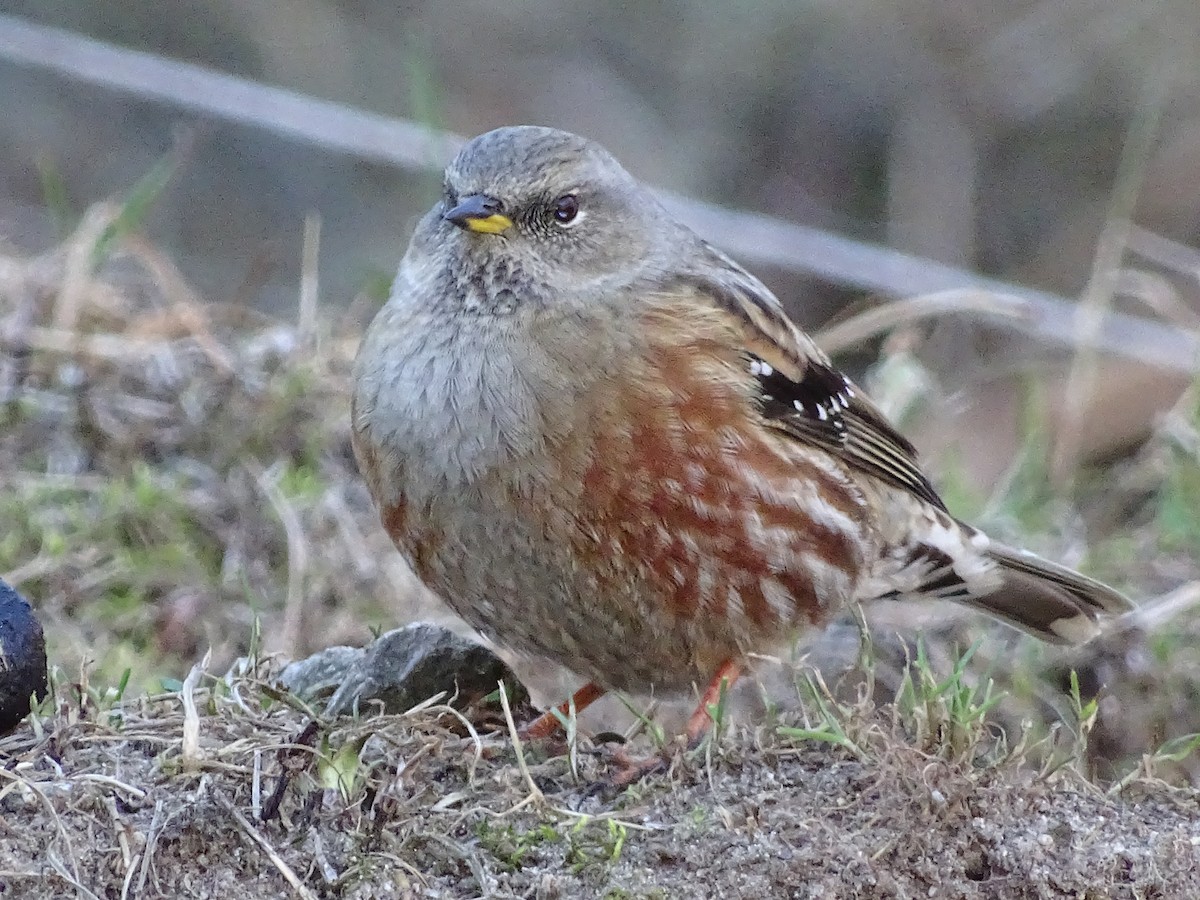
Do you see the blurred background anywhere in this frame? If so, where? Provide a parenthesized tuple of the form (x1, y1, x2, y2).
(2, 2, 1200, 772)
(1, 1, 1197, 316)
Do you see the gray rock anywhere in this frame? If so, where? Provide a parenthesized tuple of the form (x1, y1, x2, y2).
(0, 579, 48, 735)
(280, 623, 517, 717)
(276, 644, 362, 701)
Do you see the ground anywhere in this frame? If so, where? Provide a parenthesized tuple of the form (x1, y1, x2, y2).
(2, 664, 1199, 899)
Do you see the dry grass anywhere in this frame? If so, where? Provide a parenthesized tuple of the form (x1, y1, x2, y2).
(3, 653, 1199, 898)
(2, 213, 1200, 897)
(0, 207, 444, 692)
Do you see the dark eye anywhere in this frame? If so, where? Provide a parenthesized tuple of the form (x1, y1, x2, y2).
(552, 194, 580, 225)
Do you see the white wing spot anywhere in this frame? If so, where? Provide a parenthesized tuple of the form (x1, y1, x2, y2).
(749, 358, 775, 378)
(1050, 614, 1100, 644)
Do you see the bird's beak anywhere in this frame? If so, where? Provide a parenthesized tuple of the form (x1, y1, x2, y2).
(443, 194, 513, 235)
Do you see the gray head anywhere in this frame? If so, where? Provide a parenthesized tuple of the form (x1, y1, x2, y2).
(410, 126, 685, 305)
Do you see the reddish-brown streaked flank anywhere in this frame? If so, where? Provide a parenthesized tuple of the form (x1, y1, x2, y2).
(379, 499, 423, 582)
(573, 336, 868, 638)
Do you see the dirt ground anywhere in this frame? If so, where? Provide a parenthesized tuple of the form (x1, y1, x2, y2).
(2, 668, 1198, 900)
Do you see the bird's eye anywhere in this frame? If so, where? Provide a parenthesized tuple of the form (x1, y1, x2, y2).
(552, 194, 580, 226)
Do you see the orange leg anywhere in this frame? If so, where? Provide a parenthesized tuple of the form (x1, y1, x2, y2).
(602, 660, 743, 792)
(521, 681, 607, 740)
(684, 659, 741, 747)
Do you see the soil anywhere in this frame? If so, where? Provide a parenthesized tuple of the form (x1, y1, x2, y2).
(1, 671, 1198, 900)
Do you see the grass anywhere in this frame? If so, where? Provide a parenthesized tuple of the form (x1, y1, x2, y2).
(893, 638, 1004, 763)
(0, 201, 425, 693)
(6, 573, 1200, 898)
(10, 652, 1198, 899)
(779, 668, 868, 759)
(475, 820, 563, 873)
(1157, 388, 1200, 553)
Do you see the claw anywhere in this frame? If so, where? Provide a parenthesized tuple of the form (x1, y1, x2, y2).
(583, 743, 673, 799)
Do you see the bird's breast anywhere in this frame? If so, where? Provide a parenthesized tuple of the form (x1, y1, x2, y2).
(353, 304, 553, 500)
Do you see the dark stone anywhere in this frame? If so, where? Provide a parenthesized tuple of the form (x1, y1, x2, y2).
(0, 579, 49, 735)
(280, 622, 517, 717)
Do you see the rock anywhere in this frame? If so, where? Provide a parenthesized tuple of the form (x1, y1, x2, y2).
(276, 644, 362, 700)
(280, 623, 518, 717)
(0, 579, 48, 735)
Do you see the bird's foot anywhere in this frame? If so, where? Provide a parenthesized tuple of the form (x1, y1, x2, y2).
(578, 736, 679, 799)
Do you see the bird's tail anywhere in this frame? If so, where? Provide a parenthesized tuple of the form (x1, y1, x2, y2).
(861, 491, 1134, 644)
(962, 542, 1133, 644)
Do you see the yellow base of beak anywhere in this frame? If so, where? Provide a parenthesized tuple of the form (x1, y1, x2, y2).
(463, 214, 513, 235)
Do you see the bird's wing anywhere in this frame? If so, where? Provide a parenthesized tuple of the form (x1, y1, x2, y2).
(664, 243, 948, 511)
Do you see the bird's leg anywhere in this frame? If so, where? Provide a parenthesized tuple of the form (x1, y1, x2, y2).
(684, 659, 741, 748)
(602, 659, 742, 791)
(520, 681, 607, 740)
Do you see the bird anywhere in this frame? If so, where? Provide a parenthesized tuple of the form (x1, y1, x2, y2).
(351, 125, 1132, 759)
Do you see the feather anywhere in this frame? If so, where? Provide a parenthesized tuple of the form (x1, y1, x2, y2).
(664, 246, 946, 510)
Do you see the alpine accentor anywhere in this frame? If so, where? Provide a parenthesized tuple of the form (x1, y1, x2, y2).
(352, 125, 1131, 745)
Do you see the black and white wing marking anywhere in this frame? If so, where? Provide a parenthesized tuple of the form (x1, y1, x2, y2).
(749, 353, 947, 511)
(665, 242, 948, 511)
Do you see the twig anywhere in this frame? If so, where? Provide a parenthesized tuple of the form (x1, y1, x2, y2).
(0, 15, 460, 172)
(813, 289, 1035, 356)
(75, 773, 148, 802)
(216, 793, 320, 900)
(45, 850, 103, 900)
(400, 695, 484, 785)
(180, 648, 212, 772)
(52, 203, 118, 332)
(1123, 581, 1200, 633)
(0, 767, 93, 897)
(497, 679, 545, 810)
(0, 322, 229, 367)
(298, 212, 320, 343)
(248, 460, 310, 658)
(102, 794, 139, 900)
(1128, 223, 1200, 286)
(2, 15, 1199, 372)
(1114, 268, 1200, 333)
(135, 799, 167, 896)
